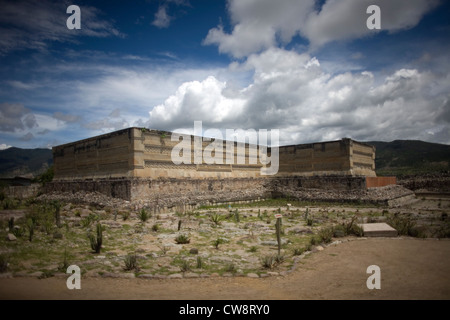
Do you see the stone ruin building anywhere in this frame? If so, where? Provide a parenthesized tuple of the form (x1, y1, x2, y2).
(47, 127, 396, 207)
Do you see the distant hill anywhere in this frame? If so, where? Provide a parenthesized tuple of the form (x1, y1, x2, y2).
(365, 140, 450, 176)
(0, 147, 53, 178)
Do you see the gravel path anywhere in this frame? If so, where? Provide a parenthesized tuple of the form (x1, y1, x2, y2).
(1, 237, 449, 300)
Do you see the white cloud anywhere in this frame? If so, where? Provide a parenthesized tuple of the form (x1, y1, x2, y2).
(152, 0, 189, 29)
(149, 76, 246, 128)
(152, 5, 172, 28)
(148, 48, 450, 145)
(204, 0, 440, 57)
(0, 144, 12, 150)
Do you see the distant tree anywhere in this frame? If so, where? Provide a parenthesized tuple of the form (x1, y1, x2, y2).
(35, 166, 54, 185)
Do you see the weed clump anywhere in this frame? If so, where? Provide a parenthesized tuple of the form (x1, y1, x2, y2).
(175, 234, 190, 244)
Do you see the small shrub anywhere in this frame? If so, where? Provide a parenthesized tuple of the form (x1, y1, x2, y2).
(386, 214, 416, 236)
(306, 217, 314, 226)
(12, 226, 25, 238)
(260, 255, 276, 269)
(175, 234, 190, 244)
(309, 236, 319, 246)
(224, 263, 237, 273)
(180, 260, 191, 272)
(152, 224, 160, 232)
(121, 212, 130, 221)
(274, 254, 285, 264)
(159, 245, 169, 255)
(81, 216, 93, 228)
(212, 238, 224, 249)
(210, 213, 223, 226)
(350, 224, 364, 237)
(124, 253, 138, 271)
(332, 225, 346, 238)
(293, 247, 305, 256)
(249, 246, 258, 253)
(318, 227, 334, 244)
(138, 209, 150, 223)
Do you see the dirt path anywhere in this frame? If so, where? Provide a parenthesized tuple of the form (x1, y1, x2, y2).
(1, 238, 449, 300)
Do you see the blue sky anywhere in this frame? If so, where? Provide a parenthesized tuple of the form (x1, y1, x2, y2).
(0, 0, 449, 149)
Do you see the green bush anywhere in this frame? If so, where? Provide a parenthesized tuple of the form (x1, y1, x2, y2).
(387, 214, 416, 236)
(318, 227, 334, 243)
(261, 255, 276, 269)
(35, 166, 54, 185)
(210, 213, 223, 226)
(180, 259, 191, 272)
(138, 209, 150, 223)
(124, 253, 138, 271)
(12, 226, 25, 238)
(332, 225, 346, 238)
(152, 224, 160, 232)
(212, 238, 225, 249)
(175, 234, 190, 244)
(121, 212, 130, 221)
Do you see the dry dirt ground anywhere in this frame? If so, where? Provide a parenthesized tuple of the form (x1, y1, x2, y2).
(1, 237, 449, 300)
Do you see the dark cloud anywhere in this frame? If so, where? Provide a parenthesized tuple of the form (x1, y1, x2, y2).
(0, 102, 37, 132)
(0, 0, 124, 55)
(53, 111, 81, 123)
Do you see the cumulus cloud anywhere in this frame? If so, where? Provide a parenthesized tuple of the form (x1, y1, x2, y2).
(0, 0, 124, 55)
(204, 0, 440, 57)
(0, 103, 37, 132)
(148, 48, 450, 145)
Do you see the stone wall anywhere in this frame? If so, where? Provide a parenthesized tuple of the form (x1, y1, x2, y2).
(5, 184, 41, 199)
(46, 179, 132, 200)
(53, 128, 376, 181)
(53, 128, 136, 180)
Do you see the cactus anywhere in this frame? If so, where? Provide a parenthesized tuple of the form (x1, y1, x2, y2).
(275, 217, 282, 256)
(27, 218, 35, 242)
(234, 209, 240, 223)
(52, 200, 61, 228)
(89, 223, 103, 253)
(178, 220, 182, 231)
(8, 217, 14, 232)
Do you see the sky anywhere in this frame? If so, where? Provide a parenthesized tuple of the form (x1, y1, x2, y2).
(0, 0, 449, 150)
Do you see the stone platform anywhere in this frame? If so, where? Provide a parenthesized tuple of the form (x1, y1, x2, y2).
(360, 223, 398, 237)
